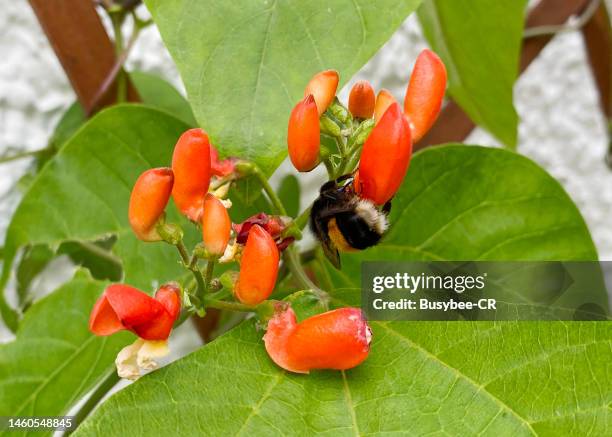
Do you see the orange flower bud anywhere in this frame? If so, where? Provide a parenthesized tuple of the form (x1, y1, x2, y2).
(128, 167, 174, 242)
(374, 89, 397, 124)
(288, 94, 320, 172)
(349, 80, 375, 119)
(171, 128, 211, 222)
(201, 193, 231, 256)
(356, 102, 412, 205)
(403, 49, 447, 142)
(235, 225, 279, 305)
(264, 306, 372, 373)
(89, 283, 181, 341)
(304, 70, 339, 115)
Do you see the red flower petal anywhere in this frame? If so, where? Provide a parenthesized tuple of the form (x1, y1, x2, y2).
(105, 284, 164, 328)
(155, 284, 181, 320)
(131, 312, 175, 341)
(89, 294, 125, 336)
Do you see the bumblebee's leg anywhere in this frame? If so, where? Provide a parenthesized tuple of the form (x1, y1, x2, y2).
(382, 200, 392, 214)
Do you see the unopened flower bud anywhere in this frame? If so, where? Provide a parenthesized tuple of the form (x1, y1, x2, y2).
(304, 70, 339, 115)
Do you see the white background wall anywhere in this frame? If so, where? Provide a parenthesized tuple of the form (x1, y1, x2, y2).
(0, 1, 611, 345)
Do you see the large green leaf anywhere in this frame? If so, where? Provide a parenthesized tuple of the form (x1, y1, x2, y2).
(0, 105, 193, 329)
(0, 272, 130, 436)
(418, 0, 527, 147)
(130, 71, 197, 126)
(77, 320, 612, 436)
(144, 0, 422, 175)
(77, 146, 610, 435)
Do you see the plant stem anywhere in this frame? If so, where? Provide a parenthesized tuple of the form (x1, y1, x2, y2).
(204, 260, 215, 291)
(175, 242, 206, 302)
(204, 299, 257, 312)
(250, 165, 287, 216)
(0, 147, 50, 164)
(68, 370, 119, 434)
(342, 148, 362, 175)
(322, 158, 336, 179)
(284, 246, 328, 304)
(294, 206, 312, 230)
(176, 241, 190, 264)
(334, 133, 347, 157)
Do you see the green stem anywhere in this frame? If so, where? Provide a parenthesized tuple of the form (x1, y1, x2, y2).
(334, 133, 347, 157)
(250, 165, 287, 216)
(204, 299, 257, 312)
(67, 371, 119, 435)
(294, 206, 312, 230)
(0, 147, 50, 164)
(204, 260, 216, 291)
(207, 289, 231, 301)
(322, 158, 336, 179)
(175, 242, 206, 302)
(342, 148, 362, 175)
(175, 307, 197, 326)
(284, 246, 328, 304)
(176, 241, 190, 265)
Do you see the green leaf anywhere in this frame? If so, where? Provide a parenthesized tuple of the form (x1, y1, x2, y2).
(76, 319, 612, 436)
(277, 174, 300, 217)
(48, 104, 86, 154)
(0, 273, 130, 431)
(16, 245, 55, 304)
(130, 71, 197, 126)
(144, 0, 423, 174)
(77, 146, 610, 435)
(15, 238, 122, 309)
(418, 0, 527, 147)
(0, 105, 194, 322)
(58, 238, 123, 282)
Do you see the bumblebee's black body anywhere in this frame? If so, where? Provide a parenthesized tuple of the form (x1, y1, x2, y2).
(310, 174, 391, 269)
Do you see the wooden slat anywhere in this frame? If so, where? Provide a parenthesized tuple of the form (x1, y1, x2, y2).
(416, 0, 593, 151)
(582, 2, 612, 118)
(28, 0, 139, 114)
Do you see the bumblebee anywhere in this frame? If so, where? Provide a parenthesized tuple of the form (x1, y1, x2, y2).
(310, 174, 391, 269)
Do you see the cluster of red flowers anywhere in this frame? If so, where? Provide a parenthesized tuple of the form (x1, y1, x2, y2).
(288, 49, 446, 205)
(89, 49, 446, 377)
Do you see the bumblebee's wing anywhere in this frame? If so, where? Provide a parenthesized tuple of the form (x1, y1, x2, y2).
(320, 234, 341, 269)
(311, 211, 342, 269)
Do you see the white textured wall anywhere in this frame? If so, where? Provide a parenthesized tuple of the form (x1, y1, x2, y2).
(0, 2, 611, 310)
(2, 2, 610, 258)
